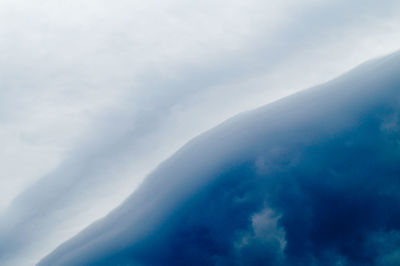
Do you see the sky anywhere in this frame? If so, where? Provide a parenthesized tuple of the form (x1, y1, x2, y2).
(1, 0, 400, 265)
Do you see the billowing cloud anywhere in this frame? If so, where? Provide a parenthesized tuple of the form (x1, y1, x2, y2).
(39, 51, 400, 266)
(1, 1, 400, 265)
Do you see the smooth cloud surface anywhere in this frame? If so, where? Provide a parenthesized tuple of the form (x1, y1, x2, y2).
(39, 51, 400, 266)
(1, 0, 400, 265)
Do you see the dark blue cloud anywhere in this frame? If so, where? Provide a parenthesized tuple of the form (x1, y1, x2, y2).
(39, 52, 400, 266)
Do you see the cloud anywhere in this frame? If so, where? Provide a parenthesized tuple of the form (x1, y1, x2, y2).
(1, 0, 400, 265)
(38, 51, 400, 265)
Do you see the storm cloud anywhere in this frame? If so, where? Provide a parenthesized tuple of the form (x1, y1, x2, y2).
(38, 51, 400, 266)
(1, 1, 400, 265)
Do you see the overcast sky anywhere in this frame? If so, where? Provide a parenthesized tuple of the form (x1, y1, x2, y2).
(1, 0, 400, 265)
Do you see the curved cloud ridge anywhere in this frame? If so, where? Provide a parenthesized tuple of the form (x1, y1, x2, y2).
(38, 51, 400, 266)
(3, 1, 400, 265)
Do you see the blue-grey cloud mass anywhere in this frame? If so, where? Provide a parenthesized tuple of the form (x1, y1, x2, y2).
(1, 1, 400, 265)
(38, 52, 400, 266)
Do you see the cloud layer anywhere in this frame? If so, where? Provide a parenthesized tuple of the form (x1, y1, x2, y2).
(39, 51, 400, 266)
(1, 1, 400, 265)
